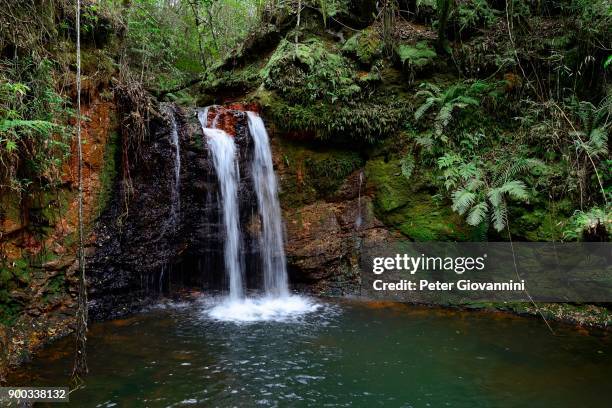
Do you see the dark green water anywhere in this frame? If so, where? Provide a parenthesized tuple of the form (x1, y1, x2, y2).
(9, 298, 612, 407)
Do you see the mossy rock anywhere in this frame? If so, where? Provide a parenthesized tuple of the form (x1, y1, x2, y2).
(277, 139, 363, 207)
(510, 199, 573, 241)
(385, 194, 470, 241)
(259, 89, 405, 144)
(366, 158, 469, 241)
(342, 28, 383, 65)
(365, 158, 413, 212)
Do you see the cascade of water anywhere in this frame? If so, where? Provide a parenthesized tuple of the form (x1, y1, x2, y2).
(197, 107, 210, 128)
(355, 171, 363, 229)
(211, 111, 220, 129)
(200, 124, 245, 300)
(168, 109, 181, 227)
(247, 112, 289, 298)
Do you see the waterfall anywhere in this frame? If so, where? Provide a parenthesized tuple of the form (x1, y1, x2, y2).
(198, 107, 318, 322)
(197, 107, 210, 129)
(200, 125, 245, 300)
(355, 171, 363, 229)
(168, 109, 181, 227)
(247, 112, 289, 298)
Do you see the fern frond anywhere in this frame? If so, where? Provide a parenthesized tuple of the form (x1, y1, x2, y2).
(488, 187, 503, 207)
(414, 99, 434, 121)
(415, 133, 434, 149)
(454, 95, 480, 107)
(587, 127, 608, 157)
(437, 153, 461, 169)
(436, 103, 454, 133)
(400, 154, 415, 179)
(466, 201, 489, 226)
(499, 180, 528, 201)
(451, 188, 476, 214)
(491, 202, 508, 232)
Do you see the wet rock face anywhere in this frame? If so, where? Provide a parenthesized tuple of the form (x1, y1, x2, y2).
(87, 106, 260, 320)
(87, 103, 388, 319)
(283, 176, 393, 296)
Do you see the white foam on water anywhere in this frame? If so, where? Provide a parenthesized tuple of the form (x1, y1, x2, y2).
(205, 295, 320, 323)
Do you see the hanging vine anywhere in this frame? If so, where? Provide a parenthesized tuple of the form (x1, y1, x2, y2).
(72, 0, 88, 383)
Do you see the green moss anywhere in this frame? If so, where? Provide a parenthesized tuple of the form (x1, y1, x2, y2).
(366, 158, 469, 241)
(342, 28, 383, 65)
(365, 158, 413, 212)
(0, 258, 30, 325)
(97, 130, 119, 215)
(385, 194, 470, 241)
(204, 61, 264, 94)
(511, 199, 573, 241)
(277, 140, 363, 206)
(262, 38, 361, 104)
(260, 90, 405, 143)
(306, 151, 363, 196)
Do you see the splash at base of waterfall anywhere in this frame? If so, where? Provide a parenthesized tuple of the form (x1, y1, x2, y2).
(204, 295, 320, 323)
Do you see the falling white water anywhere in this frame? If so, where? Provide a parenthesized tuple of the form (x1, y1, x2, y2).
(247, 112, 290, 297)
(197, 107, 210, 129)
(211, 111, 221, 129)
(206, 295, 320, 323)
(168, 110, 181, 226)
(198, 109, 318, 322)
(355, 170, 363, 229)
(201, 126, 245, 300)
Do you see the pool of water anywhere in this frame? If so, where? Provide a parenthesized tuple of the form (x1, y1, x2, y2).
(8, 297, 612, 407)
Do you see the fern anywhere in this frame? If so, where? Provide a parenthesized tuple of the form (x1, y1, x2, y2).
(414, 99, 434, 121)
(443, 153, 534, 233)
(414, 81, 482, 137)
(451, 188, 476, 214)
(491, 202, 508, 232)
(499, 180, 528, 201)
(0, 119, 59, 134)
(400, 154, 415, 179)
(466, 201, 489, 226)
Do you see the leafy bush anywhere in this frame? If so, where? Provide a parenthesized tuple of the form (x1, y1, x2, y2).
(438, 152, 544, 231)
(563, 206, 611, 241)
(451, 0, 497, 35)
(397, 41, 437, 68)
(0, 58, 72, 192)
(263, 38, 361, 103)
(342, 28, 383, 65)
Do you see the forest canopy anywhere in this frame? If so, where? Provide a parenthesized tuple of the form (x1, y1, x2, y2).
(0, 0, 610, 240)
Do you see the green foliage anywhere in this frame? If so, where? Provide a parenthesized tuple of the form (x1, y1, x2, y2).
(260, 38, 405, 143)
(567, 98, 610, 159)
(342, 29, 383, 65)
(414, 81, 490, 138)
(400, 154, 415, 180)
(563, 206, 611, 240)
(121, 0, 260, 89)
(0, 58, 72, 192)
(0, 259, 29, 325)
(565, 0, 612, 50)
(451, 0, 497, 34)
(264, 91, 405, 143)
(305, 151, 363, 196)
(438, 152, 543, 232)
(263, 38, 361, 103)
(396, 42, 437, 68)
